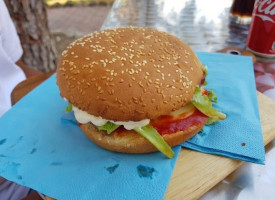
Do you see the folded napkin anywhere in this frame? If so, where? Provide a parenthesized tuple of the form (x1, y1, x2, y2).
(0, 52, 264, 200)
(182, 52, 265, 164)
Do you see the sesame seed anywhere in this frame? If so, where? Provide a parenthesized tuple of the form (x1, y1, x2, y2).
(157, 88, 161, 94)
(139, 45, 145, 49)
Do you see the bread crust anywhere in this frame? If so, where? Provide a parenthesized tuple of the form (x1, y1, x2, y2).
(80, 118, 207, 154)
(56, 27, 203, 121)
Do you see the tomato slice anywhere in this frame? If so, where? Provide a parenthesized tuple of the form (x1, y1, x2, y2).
(150, 108, 208, 136)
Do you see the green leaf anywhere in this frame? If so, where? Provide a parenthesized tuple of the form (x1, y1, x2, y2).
(97, 121, 120, 134)
(191, 87, 226, 120)
(206, 118, 219, 125)
(202, 64, 208, 76)
(203, 80, 208, 86)
(134, 125, 174, 158)
(208, 89, 217, 103)
(65, 103, 72, 112)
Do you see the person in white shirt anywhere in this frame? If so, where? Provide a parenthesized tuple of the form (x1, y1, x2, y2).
(0, 1, 42, 199)
(0, 0, 41, 117)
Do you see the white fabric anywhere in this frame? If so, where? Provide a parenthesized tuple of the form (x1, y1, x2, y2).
(0, 1, 30, 199)
(0, 0, 26, 118)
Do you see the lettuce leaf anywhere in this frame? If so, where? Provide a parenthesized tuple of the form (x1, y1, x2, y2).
(202, 64, 208, 76)
(97, 122, 174, 158)
(65, 103, 72, 112)
(208, 89, 217, 103)
(134, 125, 174, 158)
(206, 117, 219, 125)
(191, 86, 226, 120)
(97, 121, 120, 134)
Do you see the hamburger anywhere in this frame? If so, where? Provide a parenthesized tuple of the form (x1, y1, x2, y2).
(56, 27, 226, 158)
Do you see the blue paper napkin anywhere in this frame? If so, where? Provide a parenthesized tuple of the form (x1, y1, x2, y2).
(0, 52, 264, 200)
(182, 52, 265, 164)
(0, 75, 181, 200)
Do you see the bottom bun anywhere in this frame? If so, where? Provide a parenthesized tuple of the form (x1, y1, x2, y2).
(80, 119, 207, 154)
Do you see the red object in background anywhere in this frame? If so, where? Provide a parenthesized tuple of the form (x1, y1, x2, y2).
(254, 61, 275, 100)
(246, 0, 275, 58)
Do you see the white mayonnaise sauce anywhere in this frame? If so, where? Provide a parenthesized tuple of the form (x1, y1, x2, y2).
(72, 106, 150, 130)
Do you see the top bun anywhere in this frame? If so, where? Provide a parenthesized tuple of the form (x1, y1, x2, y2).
(56, 27, 203, 121)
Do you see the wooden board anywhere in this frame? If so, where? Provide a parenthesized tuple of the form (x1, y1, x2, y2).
(11, 72, 54, 105)
(164, 92, 275, 200)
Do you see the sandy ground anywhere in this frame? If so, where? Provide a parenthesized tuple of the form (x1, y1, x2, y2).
(47, 5, 111, 56)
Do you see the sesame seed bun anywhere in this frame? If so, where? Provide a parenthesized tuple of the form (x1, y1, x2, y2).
(80, 117, 207, 154)
(56, 27, 204, 121)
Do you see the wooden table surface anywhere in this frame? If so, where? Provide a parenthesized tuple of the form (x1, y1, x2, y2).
(11, 71, 55, 105)
(165, 92, 275, 199)
(11, 71, 275, 200)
